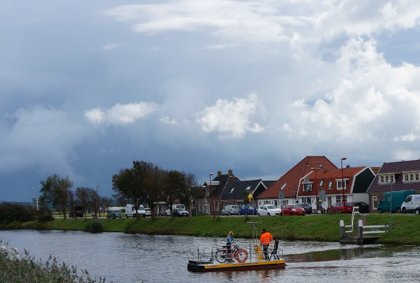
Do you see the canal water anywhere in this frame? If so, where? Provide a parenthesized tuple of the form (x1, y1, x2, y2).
(1, 230, 420, 282)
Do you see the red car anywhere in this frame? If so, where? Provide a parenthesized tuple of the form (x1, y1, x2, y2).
(281, 204, 306, 216)
(327, 202, 353, 214)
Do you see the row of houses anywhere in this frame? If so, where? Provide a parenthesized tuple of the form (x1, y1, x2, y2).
(196, 156, 420, 214)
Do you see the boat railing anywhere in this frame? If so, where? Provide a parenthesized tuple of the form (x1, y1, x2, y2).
(189, 241, 283, 264)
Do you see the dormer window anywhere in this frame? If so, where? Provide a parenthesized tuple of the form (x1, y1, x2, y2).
(302, 177, 312, 191)
(336, 179, 348, 190)
(328, 180, 333, 190)
(379, 174, 395, 184)
(403, 171, 420, 183)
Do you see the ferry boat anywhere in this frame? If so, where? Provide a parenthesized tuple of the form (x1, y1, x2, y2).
(187, 258, 286, 272)
(187, 241, 286, 273)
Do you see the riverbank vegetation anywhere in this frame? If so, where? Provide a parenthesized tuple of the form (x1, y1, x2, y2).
(0, 242, 105, 282)
(4, 214, 420, 245)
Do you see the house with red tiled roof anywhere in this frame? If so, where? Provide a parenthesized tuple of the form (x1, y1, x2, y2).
(256, 156, 337, 208)
(299, 166, 376, 212)
(367, 159, 420, 212)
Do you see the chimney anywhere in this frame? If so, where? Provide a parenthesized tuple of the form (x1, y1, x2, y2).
(217, 171, 222, 177)
(228, 169, 233, 176)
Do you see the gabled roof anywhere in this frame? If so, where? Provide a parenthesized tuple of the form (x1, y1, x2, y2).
(210, 172, 240, 199)
(257, 156, 338, 199)
(379, 159, 420, 174)
(368, 159, 420, 193)
(262, 180, 276, 188)
(220, 179, 263, 200)
(314, 166, 365, 179)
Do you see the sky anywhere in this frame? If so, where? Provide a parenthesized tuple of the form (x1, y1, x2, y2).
(2, 0, 420, 202)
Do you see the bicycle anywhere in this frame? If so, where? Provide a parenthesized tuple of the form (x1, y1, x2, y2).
(215, 244, 248, 263)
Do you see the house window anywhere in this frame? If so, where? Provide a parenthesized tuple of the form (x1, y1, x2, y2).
(372, 196, 378, 210)
(403, 171, 420, 183)
(303, 197, 311, 204)
(319, 179, 324, 187)
(328, 181, 333, 190)
(336, 179, 348, 190)
(379, 174, 395, 184)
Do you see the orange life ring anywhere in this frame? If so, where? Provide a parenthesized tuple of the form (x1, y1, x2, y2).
(233, 248, 249, 263)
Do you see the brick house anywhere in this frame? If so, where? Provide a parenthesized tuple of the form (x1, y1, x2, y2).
(368, 159, 420, 212)
(256, 156, 337, 208)
(298, 166, 376, 212)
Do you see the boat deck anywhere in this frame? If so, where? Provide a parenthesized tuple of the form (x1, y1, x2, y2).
(187, 258, 286, 272)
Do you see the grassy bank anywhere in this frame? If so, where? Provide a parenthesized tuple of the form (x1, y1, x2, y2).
(5, 214, 420, 245)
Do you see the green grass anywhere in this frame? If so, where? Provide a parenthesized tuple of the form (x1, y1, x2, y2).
(3, 214, 420, 245)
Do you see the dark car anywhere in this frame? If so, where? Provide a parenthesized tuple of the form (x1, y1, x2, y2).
(353, 201, 369, 213)
(297, 203, 312, 214)
(239, 205, 257, 215)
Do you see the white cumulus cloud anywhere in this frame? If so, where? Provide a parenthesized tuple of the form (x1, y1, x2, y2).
(197, 94, 263, 138)
(85, 102, 158, 125)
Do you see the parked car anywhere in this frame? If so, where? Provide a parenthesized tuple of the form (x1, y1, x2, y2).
(239, 205, 257, 215)
(327, 202, 353, 214)
(281, 204, 306, 216)
(257, 205, 281, 216)
(222, 205, 240, 215)
(106, 207, 123, 219)
(166, 204, 189, 217)
(145, 207, 151, 217)
(137, 205, 146, 217)
(297, 203, 312, 214)
(353, 201, 369, 213)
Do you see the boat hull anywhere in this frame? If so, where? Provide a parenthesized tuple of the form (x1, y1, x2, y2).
(187, 259, 286, 272)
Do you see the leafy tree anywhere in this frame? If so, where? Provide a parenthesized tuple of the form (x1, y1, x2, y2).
(113, 161, 166, 218)
(112, 167, 143, 216)
(113, 161, 198, 218)
(39, 175, 73, 219)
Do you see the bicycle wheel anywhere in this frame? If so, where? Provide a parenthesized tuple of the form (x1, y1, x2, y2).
(233, 248, 248, 263)
(215, 250, 227, 263)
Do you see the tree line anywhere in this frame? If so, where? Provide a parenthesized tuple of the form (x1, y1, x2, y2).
(38, 160, 200, 218)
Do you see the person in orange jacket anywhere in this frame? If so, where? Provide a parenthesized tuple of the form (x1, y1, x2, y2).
(260, 228, 273, 260)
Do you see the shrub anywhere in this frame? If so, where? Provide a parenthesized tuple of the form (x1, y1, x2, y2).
(85, 221, 104, 233)
(36, 207, 54, 222)
(0, 202, 36, 224)
(0, 241, 105, 282)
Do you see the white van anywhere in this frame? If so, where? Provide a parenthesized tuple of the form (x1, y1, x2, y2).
(401, 194, 420, 213)
(125, 204, 137, 218)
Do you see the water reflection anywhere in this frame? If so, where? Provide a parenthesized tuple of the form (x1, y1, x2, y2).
(284, 245, 414, 263)
(1, 230, 420, 282)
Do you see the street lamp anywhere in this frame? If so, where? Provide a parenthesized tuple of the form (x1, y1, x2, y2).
(207, 173, 213, 215)
(311, 167, 318, 213)
(96, 185, 100, 219)
(341, 158, 347, 207)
